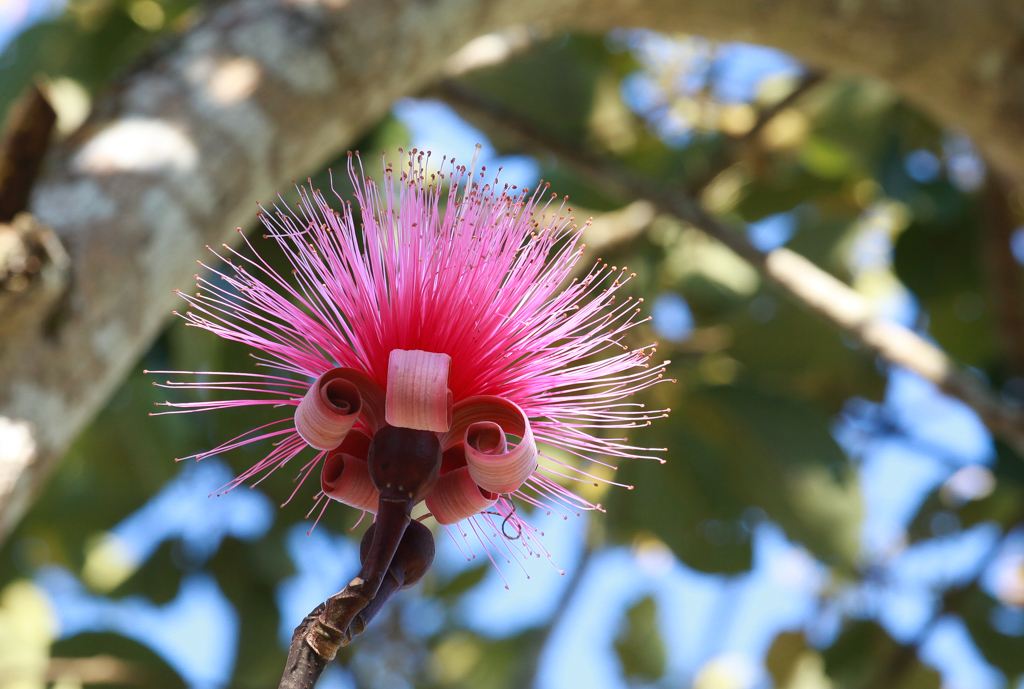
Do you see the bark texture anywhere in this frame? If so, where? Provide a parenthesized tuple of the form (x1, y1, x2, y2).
(3, 0, 1024, 540)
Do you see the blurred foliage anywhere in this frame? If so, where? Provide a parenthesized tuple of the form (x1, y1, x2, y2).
(609, 380, 861, 573)
(2, 10, 1024, 689)
(822, 621, 940, 689)
(613, 595, 666, 682)
(0, 0, 205, 125)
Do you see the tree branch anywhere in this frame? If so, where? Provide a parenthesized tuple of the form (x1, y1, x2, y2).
(433, 80, 1024, 457)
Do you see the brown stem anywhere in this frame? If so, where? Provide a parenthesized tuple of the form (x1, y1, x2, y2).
(342, 570, 404, 644)
(302, 498, 412, 664)
(356, 498, 412, 596)
(279, 606, 332, 689)
(278, 527, 413, 689)
(280, 430, 440, 689)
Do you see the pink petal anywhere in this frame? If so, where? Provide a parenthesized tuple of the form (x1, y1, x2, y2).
(295, 368, 385, 450)
(385, 349, 453, 432)
(321, 451, 379, 513)
(442, 396, 538, 494)
(425, 466, 498, 525)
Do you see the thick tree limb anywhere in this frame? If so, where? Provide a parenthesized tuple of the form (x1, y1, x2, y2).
(7, 0, 1024, 540)
(434, 81, 1024, 457)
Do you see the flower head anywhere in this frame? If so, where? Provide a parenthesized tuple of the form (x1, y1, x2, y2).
(154, 151, 669, 570)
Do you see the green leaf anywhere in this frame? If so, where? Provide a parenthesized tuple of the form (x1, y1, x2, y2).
(892, 187, 997, 368)
(727, 296, 885, 410)
(823, 620, 940, 689)
(614, 595, 666, 682)
(608, 381, 861, 574)
(607, 411, 754, 573)
(766, 631, 809, 688)
(52, 632, 187, 689)
(800, 137, 857, 179)
(211, 537, 290, 689)
(430, 628, 545, 689)
(429, 564, 488, 602)
(959, 584, 1024, 676)
(455, 34, 615, 149)
(691, 385, 862, 569)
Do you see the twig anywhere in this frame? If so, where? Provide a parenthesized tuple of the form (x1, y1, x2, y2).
(746, 72, 824, 140)
(280, 512, 434, 688)
(433, 80, 1024, 457)
(572, 73, 823, 275)
(280, 606, 332, 689)
(279, 574, 394, 688)
(517, 545, 594, 689)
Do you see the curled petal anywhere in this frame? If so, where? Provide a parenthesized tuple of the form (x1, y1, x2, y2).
(295, 371, 359, 450)
(322, 451, 378, 513)
(442, 396, 538, 494)
(467, 421, 507, 456)
(385, 349, 453, 432)
(295, 368, 385, 450)
(425, 466, 497, 525)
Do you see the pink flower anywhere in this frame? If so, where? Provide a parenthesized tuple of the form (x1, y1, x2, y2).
(152, 151, 669, 571)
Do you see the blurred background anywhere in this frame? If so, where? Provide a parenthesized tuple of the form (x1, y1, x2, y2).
(2, 1, 1024, 689)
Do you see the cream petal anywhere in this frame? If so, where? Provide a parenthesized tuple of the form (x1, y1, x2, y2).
(385, 349, 453, 432)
